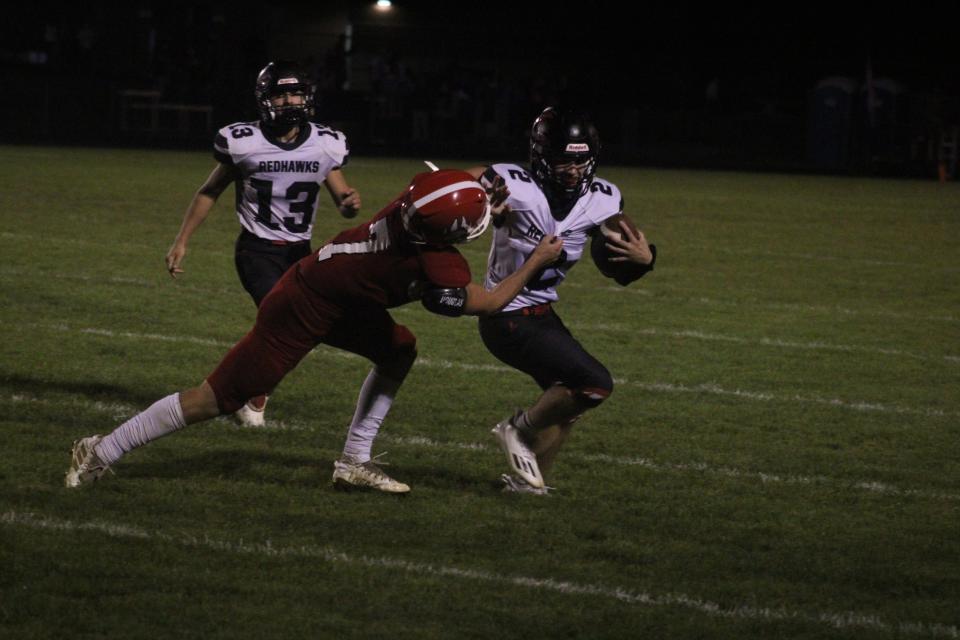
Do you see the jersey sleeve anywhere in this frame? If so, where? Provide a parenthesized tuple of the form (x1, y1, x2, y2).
(213, 127, 234, 166)
(314, 124, 350, 169)
(419, 247, 471, 289)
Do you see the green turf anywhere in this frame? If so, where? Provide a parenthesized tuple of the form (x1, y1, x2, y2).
(1, 145, 958, 639)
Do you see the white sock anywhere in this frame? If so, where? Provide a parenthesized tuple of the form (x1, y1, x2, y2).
(95, 393, 186, 465)
(341, 368, 401, 463)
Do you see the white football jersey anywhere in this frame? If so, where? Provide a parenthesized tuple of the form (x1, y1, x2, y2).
(213, 121, 349, 242)
(483, 163, 623, 311)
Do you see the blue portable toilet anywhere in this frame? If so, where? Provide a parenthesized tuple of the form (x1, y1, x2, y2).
(807, 77, 856, 171)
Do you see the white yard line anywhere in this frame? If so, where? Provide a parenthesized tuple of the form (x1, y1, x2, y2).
(564, 281, 959, 323)
(0, 267, 237, 295)
(0, 234, 233, 259)
(11, 393, 958, 502)
(705, 296, 959, 324)
(42, 304, 960, 367)
(684, 245, 960, 270)
(567, 324, 960, 365)
(3, 264, 957, 324)
(1, 510, 956, 638)
(36, 323, 959, 419)
(621, 381, 957, 418)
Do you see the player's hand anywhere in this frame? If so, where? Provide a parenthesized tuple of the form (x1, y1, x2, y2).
(165, 243, 187, 279)
(606, 221, 653, 265)
(531, 234, 564, 266)
(483, 175, 512, 220)
(339, 189, 361, 218)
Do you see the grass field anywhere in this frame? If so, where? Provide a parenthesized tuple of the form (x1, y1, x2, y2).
(1, 145, 958, 639)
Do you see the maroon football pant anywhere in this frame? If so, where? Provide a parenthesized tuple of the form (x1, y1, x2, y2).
(206, 268, 417, 415)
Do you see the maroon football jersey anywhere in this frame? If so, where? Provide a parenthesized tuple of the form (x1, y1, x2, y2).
(294, 198, 471, 308)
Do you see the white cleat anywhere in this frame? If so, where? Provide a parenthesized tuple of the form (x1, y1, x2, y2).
(500, 474, 553, 496)
(332, 454, 410, 494)
(65, 435, 111, 488)
(491, 414, 543, 488)
(233, 398, 266, 428)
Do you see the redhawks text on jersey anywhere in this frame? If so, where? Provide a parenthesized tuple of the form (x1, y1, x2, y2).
(213, 121, 349, 243)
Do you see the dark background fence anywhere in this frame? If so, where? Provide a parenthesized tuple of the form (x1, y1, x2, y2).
(2, 2, 957, 177)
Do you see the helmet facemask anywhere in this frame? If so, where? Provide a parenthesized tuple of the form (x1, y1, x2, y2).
(255, 62, 315, 131)
(529, 108, 600, 207)
(261, 88, 313, 128)
(532, 150, 597, 204)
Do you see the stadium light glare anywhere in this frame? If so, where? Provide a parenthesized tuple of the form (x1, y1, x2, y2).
(375, 0, 393, 10)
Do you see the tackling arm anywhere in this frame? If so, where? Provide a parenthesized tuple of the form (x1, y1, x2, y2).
(461, 234, 564, 316)
(165, 163, 235, 278)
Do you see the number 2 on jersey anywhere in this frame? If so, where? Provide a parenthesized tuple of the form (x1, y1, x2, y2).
(250, 178, 320, 233)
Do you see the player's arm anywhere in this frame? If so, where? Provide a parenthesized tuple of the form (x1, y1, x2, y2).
(461, 234, 564, 316)
(165, 163, 236, 279)
(324, 168, 361, 219)
(421, 235, 563, 318)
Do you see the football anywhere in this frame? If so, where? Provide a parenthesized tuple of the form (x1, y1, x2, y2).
(589, 214, 655, 285)
(589, 214, 637, 277)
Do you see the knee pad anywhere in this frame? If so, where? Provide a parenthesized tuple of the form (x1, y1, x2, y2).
(573, 386, 611, 408)
(572, 365, 614, 408)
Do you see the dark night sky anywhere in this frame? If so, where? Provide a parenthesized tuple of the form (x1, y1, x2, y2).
(3, 2, 955, 95)
(2, 0, 957, 169)
(371, 2, 956, 86)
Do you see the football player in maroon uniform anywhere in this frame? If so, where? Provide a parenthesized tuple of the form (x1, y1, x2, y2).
(67, 170, 564, 492)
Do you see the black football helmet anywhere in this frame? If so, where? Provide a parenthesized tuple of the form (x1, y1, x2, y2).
(529, 107, 600, 205)
(254, 61, 315, 129)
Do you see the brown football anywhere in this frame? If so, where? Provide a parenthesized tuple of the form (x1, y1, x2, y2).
(590, 214, 637, 276)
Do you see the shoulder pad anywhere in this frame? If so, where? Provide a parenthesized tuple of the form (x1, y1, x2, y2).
(214, 122, 262, 161)
(583, 177, 624, 224)
(491, 163, 535, 187)
(313, 123, 350, 167)
(588, 177, 621, 203)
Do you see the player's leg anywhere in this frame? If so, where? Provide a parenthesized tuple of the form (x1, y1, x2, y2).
(233, 236, 311, 426)
(323, 312, 417, 493)
(480, 308, 613, 491)
(66, 277, 317, 488)
(234, 233, 300, 306)
(341, 336, 417, 464)
(65, 381, 221, 488)
(514, 328, 612, 476)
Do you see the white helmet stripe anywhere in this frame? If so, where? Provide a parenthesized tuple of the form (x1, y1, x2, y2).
(412, 181, 483, 210)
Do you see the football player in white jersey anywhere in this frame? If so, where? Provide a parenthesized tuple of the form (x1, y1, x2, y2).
(467, 107, 657, 494)
(164, 61, 362, 428)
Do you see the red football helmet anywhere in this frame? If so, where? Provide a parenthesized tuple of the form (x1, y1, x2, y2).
(400, 169, 491, 245)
